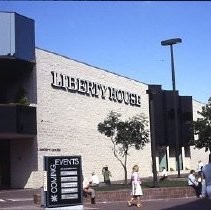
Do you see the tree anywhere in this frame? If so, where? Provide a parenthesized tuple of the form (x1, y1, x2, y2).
(192, 98, 211, 153)
(15, 87, 30, 106)
(98, 111, 149, 184)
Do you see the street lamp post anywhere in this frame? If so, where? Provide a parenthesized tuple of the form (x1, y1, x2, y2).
(161, 38, 182, 177)
(146, 88, 159, 187)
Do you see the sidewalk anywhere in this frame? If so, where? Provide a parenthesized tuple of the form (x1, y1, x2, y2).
(0, 186, 198, 210)
(84, 198, 211, 210)
(0, 175, 195, 210)
(0, 187, 208, 210)
(0, 188, 40, 210)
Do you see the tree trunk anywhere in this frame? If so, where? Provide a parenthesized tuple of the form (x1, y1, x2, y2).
(124, 166, 127, 185)
(124, 153, 128, 185)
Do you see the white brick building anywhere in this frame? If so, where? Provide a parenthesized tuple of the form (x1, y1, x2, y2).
(34, 48, 152, 189)
(0, 12, 209, 189)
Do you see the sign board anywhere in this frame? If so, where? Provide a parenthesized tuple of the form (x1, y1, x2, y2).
(44, 156, 82, 208)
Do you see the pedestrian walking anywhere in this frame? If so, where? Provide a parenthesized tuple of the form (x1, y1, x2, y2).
(202, 154, 211, 199)
(127, 165, 143, 208)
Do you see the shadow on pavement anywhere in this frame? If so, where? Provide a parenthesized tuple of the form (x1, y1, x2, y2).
(161, 198, 211, 210)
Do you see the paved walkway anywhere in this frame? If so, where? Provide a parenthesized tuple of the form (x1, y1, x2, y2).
(1, 195, 211, 210)
(85, 198, 211, 210)
(0, 188, 40, 210)
(0, 178, 209, 210)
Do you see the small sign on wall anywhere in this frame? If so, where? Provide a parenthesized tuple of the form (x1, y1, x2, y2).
(44, 156, 82, 208)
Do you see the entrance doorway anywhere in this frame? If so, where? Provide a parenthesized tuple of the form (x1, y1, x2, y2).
(0, 140, 10, 189)
(159, 147, 168, 172)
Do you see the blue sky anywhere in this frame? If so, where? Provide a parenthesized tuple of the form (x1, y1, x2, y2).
(0, 1, 210, 103)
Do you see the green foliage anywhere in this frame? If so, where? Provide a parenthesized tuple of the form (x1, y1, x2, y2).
(98, 111, 149, 155)
(98, 111, 120, 138)
(143, 179, 187, 188)
(95, 180, 187, 191)
(116, 115, 149, 151)
(98, 111, 149, 184)
(193, 99, 211, 152)
(15, 87, 30, 106)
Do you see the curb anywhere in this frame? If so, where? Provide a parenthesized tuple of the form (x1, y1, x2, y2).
(34, 186, 195, 205)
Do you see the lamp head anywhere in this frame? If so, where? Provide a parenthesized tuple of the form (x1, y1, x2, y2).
(161, 38, 182, 46)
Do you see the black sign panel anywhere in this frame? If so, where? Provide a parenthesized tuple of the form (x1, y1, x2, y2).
(44, 156, 82, 208)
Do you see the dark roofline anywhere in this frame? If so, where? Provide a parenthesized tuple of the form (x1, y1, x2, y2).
(35, 47, 148, 86)
(0, 11, 34, 22)
(36, 47, 204, 103)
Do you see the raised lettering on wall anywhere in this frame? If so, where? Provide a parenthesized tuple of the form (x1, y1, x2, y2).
(51, 71, 141, 107)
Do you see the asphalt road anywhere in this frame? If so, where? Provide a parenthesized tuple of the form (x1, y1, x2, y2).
(1, 189, 211, 210)
(85, 198, 211, 210)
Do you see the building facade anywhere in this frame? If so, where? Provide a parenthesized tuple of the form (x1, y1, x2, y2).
(0, 12, 209, 189)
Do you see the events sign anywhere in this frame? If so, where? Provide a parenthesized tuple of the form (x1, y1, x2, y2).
(44, 156, 82, 208)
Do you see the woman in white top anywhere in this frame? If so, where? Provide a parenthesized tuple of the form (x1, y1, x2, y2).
(127, 165, 143, 208)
